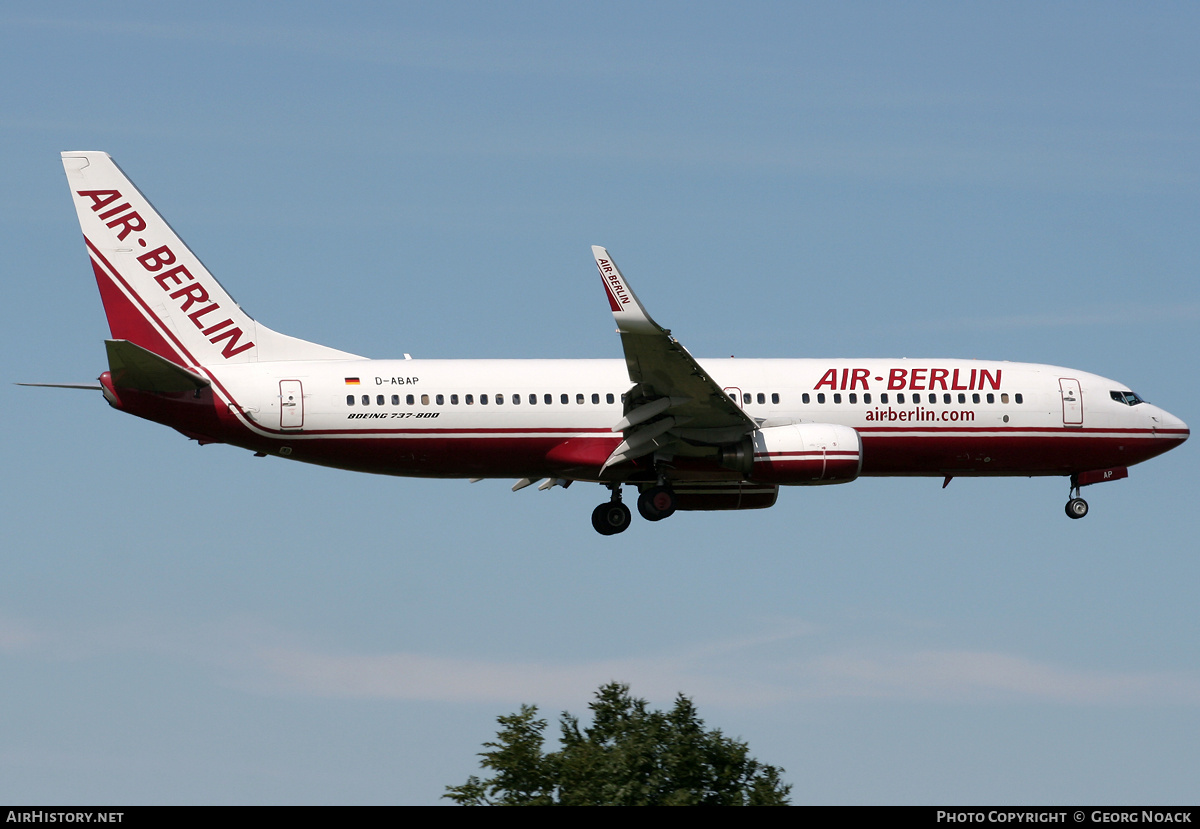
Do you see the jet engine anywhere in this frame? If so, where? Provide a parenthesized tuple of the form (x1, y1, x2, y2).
(719, 423, 862, 485)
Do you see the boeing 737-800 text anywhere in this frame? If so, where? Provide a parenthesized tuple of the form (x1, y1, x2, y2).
(39, 152, 1189, 535)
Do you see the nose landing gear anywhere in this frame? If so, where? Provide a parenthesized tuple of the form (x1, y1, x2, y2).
(1065, 497, 1089, 519)
(1065, 477, 1088, 519)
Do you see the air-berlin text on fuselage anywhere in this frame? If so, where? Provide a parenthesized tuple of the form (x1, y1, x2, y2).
(77, 189, 255, 359)
(814, 367, 1002, 392)
(596, 259, 631, 306)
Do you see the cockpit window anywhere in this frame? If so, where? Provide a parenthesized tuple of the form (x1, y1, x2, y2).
(1110, 390, 1145, 406)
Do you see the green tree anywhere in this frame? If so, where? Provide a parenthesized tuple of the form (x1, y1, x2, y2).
(445, 682, 790, 806)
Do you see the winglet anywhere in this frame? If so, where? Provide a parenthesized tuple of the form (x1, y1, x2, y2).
(591, 246, 662, 335)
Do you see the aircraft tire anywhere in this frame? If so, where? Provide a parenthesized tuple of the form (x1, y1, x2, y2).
(592, 501, 632, 535)
(637, 486, 677, 522)
(1065, 498, 1089, 519)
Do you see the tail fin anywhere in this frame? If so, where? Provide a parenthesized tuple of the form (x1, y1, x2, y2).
(61, 152, 360, 367)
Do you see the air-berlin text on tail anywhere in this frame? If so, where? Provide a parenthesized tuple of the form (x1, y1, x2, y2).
(77, 189, 255, 359)
(596, 259, 631, 307)
(814, 367, 1002, 392)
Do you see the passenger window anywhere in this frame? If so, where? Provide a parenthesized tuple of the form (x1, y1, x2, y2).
(436, 394, 444, 405)
(481, 394, 488, 405)
(972, 393, 980, 403)
(742, 393, 751, 404)
(406, 394, 415, 405)
(607, 393, 615, 404)
(1015, 393, 1023, 404)
(881, 393, 888, 404)
(421, 394, 430, 405)
(958, 393, 965, 404)
(391, 395, 399, 405)
(466, 394, 474, 405)
(817, 393, 826, 404)
(897, 393, 905, 404)
(561, 394, 569, 405)
(987, 393, 995, 404)
(545, 394, 552, 405)
(577, 394, 584, 405)
(833, 393, 842, 404)
(346, 395, 354, 406)
(771, 393, 779, 404)
(376, 395, 384, 405)
(529, 394, 537, 405)
(913, 393, 921, 403)
(944, 393, 952, 404)
(361, 395, 369, 405)
(592, 393, 600, 404)
(864, 393, 871, 404)
(849, 393, 857, 404)
(802, 393, 810, 404)
(1001, 393, 1009, 404)
(495, 394, 504, 405)
(512, 394, 520, 404)
(451, 394, 459, 405)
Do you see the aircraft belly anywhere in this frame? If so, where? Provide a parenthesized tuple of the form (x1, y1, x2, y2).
(858, 431, 1175, 476)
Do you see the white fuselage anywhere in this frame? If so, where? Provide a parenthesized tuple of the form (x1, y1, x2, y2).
(200, 357, 1185, 481)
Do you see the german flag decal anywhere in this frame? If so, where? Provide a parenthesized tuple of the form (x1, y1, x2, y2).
(344, 377, 361, 385)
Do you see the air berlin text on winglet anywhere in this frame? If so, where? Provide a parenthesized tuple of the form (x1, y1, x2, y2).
(596, 258, 631, 306)
(814, 367, 1002, 391)
(76, 189, 255, 359)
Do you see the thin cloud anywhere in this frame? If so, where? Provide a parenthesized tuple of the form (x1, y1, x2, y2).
(5, 611, 1198, 707)
(929, 303, 1200, 332)
(0, 618, 39, 653)
(255, 640, 1200, 708)
(257, 648, 785, 707)
(801, 650, 1200, 705)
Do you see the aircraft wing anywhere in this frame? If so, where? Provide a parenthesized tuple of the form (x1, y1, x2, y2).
(592, 246, 756, 469)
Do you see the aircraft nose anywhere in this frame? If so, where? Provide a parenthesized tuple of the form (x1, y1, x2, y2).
(1156, 408, 1188, 441)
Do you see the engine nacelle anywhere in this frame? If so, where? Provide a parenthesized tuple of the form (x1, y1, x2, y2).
(746, 423, 862, 485)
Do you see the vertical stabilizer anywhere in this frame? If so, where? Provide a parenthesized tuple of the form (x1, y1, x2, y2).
(62, 152, 360, 366)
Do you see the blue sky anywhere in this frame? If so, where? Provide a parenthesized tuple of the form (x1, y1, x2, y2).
(2, 2, 1197, 805)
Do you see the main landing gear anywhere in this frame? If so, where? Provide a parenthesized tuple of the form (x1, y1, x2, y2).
(637, 485, 676, 522)
(591, 483, 678, 535)
(592, 484, 632, 535)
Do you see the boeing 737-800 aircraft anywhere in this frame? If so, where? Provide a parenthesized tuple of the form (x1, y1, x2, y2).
(42, 152, 1189, 535)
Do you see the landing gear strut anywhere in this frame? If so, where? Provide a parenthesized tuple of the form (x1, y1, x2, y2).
(592, 484, 631, 535)
(1065, 479, 1088, 520)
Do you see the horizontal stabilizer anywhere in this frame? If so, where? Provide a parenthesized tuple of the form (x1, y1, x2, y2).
(106, 339, 211, 392)
(16, 382, 102, 390)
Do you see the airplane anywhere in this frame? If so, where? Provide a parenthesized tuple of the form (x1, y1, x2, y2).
(37, 151, 1189, 535)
